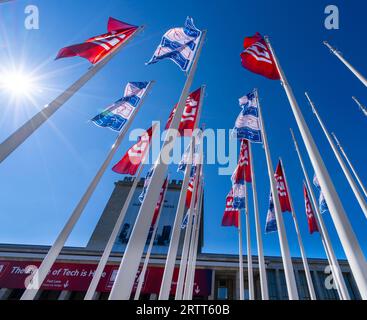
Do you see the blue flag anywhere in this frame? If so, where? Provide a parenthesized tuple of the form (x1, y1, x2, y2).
(265, 192, 278, 233)
(232, 184, 246, 210)
(146, 17, 202, 72)
(92, 82, 149, 132)
(313, 174, 329, 214)
(233, 89, 263, 143)
(139, 166, 155, 203)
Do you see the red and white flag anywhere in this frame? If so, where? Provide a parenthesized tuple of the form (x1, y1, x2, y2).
(304, 184, 319, 234)
(112, 126, 154, 175)
(151, 178, 169, 228)
(240, 32, 280, 80)
(232, 139, 252, 184)
(165, 88, 202, 136)
(221, 189, 240, 228)
(56, 17, 139, 64)
(185, 165, 202, 208)
(274, 161, 292, 213)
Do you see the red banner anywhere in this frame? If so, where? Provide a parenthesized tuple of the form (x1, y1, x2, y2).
(0, 260, 212, 296)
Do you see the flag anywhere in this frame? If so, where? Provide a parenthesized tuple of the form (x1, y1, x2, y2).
(151, 178, 168, 227)
(274, 161, 292, 213)
(221, 190, 240, 228)
(112, 126, 154, 175)
(165, 88, 202, 136)
(56, 17, 139, 64)
(139, 166, 155, 203)
(181, 212, 189, 229)
(146, 17, 202, 72)
(232, 184, 246, 210)
(232, 139, 252, 184)
(304, 184, 319, 234)
(186, 166, 198, 208)
(233, 90, 263, 143)
(177, 129, 202, 172)
(92, 82, 149, 132)
(240, 32, 280, 80)
(313, 174, 329, 214)
(265, 192, 278, 233)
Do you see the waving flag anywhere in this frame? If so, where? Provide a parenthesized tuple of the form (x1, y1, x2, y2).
(265, 192, 278, 233)
(178, 130, 202, 172)
(232, 139, 252, 184)
(221, 190, 240, 228)
(166, 88, 202, 136)
(313, 174, 329, 214)
(112, 126, 154, 175)
(240, 32, 280, 80)
(92, 82, 149, 132)
(147, 17, 202, 72)
(274, 161, 292, 213)
(186, 166, 198, 208)
(139, 166, 155, 203)
(151, 178, 169, 228)
(232, 184, 246, 210)
(181, 212, 189, 229)
(56, 17, 139, 64)
(233, 90, 263, 143)
(304, 184, 319, 234)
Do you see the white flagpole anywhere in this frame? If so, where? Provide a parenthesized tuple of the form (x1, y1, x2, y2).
(256, 91, 299, 300)
(245, 181, 254, 300)
(159, 85, 206, 300)
(280, 158, 316, 300)
(134, 182, 168, 300)
(290, 129, 351, 300)
(248, 143, 269, 300)
(20, 81, 154, 301)
(323, 41, 367, 87)
(238, 209, 245, 300)
(186, 184, 204, 300)
(265, 36, 367, 300)
(175, 172, 203, 300)
(305, 92, 367, 220)
(0, 27, 144, 164)
(84, 125, 157, 300)
(108, 30, 206, 301)
(332, 132, 367, 199)
(352, 96, 367, 117)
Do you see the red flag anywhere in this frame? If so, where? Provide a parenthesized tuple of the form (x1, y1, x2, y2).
(56, 17, 139, 64)
(185, 165, 201, 208)
(221, 190, 240, 228)
(151, 178, 168, 227)
(274, 161, 292, 213)
(304, 184, 319, 234)
(240, 32, 280, 80)
(232, 139, 252, 184)
(165, 88, 202, 136)
(112, 126, 154, 175)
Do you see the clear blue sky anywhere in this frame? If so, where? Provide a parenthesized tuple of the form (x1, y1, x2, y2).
(0, 0, 366, 260)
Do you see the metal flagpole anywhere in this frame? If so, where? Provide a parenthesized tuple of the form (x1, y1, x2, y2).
(134, 182, 168, 300)
(256, 91, 299, 300)
(352, 96, 367, 117)
(84, 125, 157, 300)
(332, 132, 367, 199)
(248, 143, 269, 300)
(186, 184, 204, 300)
(108, 30, 206, 300)
(159, 85, 206, 300)
(20, 81, 154, 301)
(290, 129, 351, 300)
(245, 181, 254, 300)
(265, 36, 367, 300)
(280, 158, 317, 300)
(238, 208, 245, 300)
(183, 176, 203, 300)
(323, 41, 367, 87)
(305, 92, 367, 220)
(175, 171, 203, 300)
(0, 27, 144, 164)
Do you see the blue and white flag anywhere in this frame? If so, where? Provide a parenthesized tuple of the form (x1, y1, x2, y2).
(92, 82, 149, 132)
(313, 174, 329, 214)
(265, 192, 278, 233)
(181, 212, 189, 229)
(233, 89, 263, 143)
(232, 184, 246, 210)
(146, 17, 202, 72)
(139, 166, 155, 203)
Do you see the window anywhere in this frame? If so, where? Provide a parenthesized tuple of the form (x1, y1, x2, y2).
(7, 289, 25, 300)
(343, 272, 361, 300)
(69, 291, 86, 300)
(278, 270, 289, 300)
(217, 287, 228, 300)
(266, 270, 279, 300)
(318, 271, 339, 300)
(38, 290, 61, 300)
(297, 271, 311, 300)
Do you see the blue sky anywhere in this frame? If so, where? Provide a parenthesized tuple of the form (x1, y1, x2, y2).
(0, 0, 366, 261)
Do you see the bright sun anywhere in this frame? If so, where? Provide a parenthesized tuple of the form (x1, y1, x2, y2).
(0, 71, 36, 97)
